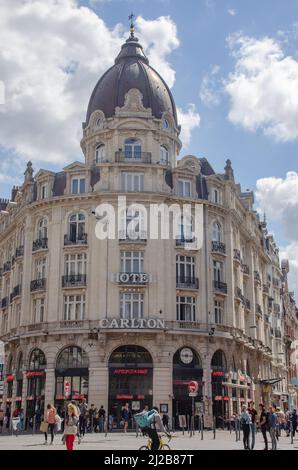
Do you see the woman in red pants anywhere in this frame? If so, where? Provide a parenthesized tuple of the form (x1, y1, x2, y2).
(64, 403, 79, 451)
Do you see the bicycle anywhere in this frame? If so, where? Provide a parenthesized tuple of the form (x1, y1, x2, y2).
(139, 433, 172, 450)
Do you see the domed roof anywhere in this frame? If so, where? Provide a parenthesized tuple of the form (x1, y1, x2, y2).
(86, 35, 178, 125)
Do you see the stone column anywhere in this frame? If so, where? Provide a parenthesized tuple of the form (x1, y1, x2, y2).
(44, 368, 55, 406)
(21, 372, 28, 423)
(88, 366, 108, 409)
(153, 365, 172, 419)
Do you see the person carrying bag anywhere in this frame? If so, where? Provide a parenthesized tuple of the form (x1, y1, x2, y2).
(64, 403, 79, 451)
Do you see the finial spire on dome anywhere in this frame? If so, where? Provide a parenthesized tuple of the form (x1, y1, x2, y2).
(128, 12, 135, 39)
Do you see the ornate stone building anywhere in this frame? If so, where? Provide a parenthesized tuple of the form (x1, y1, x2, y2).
(0, 27, 294, 428)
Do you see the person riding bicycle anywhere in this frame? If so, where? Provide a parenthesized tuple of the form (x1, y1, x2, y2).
(135, 406, 171, 450)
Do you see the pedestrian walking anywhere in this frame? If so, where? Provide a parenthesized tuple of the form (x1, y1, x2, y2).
(122, 403, 131, 433)
(18, 408, 25, 432)
(248, 401, 258, 450)
(290, 409, 297, 437)
(64, 403, 79, 451)
(98, 406, 106, 433)
(162, 412, 170, 432)
(268, 406, 278, 450)
(43, 404, 57, 445)
(258, 404, 269, 451)
(88, 404, 96, 432)
(79, 398, 88, 437)
(0, 408, 4, 433)
(240, 405, 251, 450)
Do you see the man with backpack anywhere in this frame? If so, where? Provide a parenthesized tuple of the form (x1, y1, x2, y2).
(258, 403, 269, 450)
(134, 406, 171, 450)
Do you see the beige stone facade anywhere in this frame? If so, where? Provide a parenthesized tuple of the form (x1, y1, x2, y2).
(0, 32, 295, 428)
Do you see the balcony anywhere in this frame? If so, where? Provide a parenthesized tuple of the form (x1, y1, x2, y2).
(264, 314, 270, 323)
(119, 230, 147, 243)
(60, 320, 84, 329)
(256, 304, 262, 317)
(30, 278, 46, 292)
(3, 261, 11, 274)
(213, 280, 227, 294)
(233, 249, 241, 262)
(241, 264, 250, 275)
(176, 238, 197, 248)
(15, 245, 24, 258)
(254, 271, 261, 284)
(1, 297, 8, 309)
(244, 298, 251, 310)
(176, 276, 199, 290)
(10, 285, 22, 303)
(234, 287, 243, 300)
(115, 151, 152, 164)
(32, 238, 48, 251)
(211, 241, 226, 254)
(270, 327, 274, 336)
(62, 274, 87, 288)
(64, 234, 88, 246)
(275, 328, 282, 339)
(272, 278, 280, 288)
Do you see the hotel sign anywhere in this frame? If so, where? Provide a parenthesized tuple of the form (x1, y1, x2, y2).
(99, 318, 165, 329)
(114, 273, 150, 284)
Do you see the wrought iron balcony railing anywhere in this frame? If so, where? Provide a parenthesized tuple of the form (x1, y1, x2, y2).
(32, 238, 48, 251)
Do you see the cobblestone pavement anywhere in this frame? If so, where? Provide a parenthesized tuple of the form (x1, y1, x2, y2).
(0, 430, 297, 450)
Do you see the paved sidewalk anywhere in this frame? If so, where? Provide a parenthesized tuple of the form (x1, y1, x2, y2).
(0, 430, 297, 450)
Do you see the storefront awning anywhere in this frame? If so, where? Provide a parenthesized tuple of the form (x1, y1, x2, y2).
(259, 378, 283, 385)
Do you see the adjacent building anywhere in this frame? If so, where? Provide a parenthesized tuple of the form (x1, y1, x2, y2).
(0, 26, 296, 428)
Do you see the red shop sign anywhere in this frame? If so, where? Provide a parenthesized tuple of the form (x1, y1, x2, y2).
(6, 375, 14, 382)
(212, 371, 224, 377)
(214, 396, 223, 401)
(113, 369, 148, 375)
(223, 396, 230, 401)
(137, 395, 145, 399)
(72, 395, 85, 400)
(26, 371, 45, 378)
(116, 395, 133, 399)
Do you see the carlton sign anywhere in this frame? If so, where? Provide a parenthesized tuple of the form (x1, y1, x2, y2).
(98, 318, 165, 329)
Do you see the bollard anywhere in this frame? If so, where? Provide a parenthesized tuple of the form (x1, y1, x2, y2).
(213, 416, 216, 440)
(290, 422, 293, 445)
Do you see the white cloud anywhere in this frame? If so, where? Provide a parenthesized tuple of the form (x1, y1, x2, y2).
(225, 34, 298, 141)
(228, 9, 237, 16)
(256, 172, 298, 295)
(0, 1, 180, 170)
(177, 104, 201, 149)
(200, 65, 221, 106)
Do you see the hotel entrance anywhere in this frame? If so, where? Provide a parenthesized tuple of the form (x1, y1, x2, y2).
(108, 345, 153, 429)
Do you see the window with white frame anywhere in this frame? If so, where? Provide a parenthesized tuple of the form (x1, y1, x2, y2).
(213, 260, 223, 283)
(178, 179, 191, 197)
(95, 144, 105, 163)
(65, 253, 87, 276)
(176, 255, 195, 281)
(160, 145, 169, 164)
(177, 214, 193, 241)
(124, 138, 142, 159)
(37, 218, 47, 239)
(121, 172, 144, 192)
(214, 299, 223, 324)
(121, 251, 144, 273)
(35, 257, 46, 279)
(176, 296, 196, 321)
(68, 213, 86, 242)
(71, 177, 86, 194)
(120, 292, 144, 319)
(120, 207, 146, 239)
(33, 298, 45, 324)
(64, 295, 85, 321)
(212, 222, 222, 242)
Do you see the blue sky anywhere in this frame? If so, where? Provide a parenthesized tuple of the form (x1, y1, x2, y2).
(0, 0, 297, 290)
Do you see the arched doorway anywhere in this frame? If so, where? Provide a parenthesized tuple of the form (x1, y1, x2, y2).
(172, 347, 203, 429)
(26, 348, 46, 424)
(211, 349, 228, 427)
(55, 346, 89, 413)
(108, 345, 153, 429)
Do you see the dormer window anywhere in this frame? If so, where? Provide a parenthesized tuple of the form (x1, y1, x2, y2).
(95, 144, 105, 163)
(124, 138, 142, 159)
(41, 184, 47, 200)
(162, 119, 169, 129)
(178, 179, 191, 197)
(71, 176, 85, 194)
(212, 189, 221, 204)
(160, 145, 169, 164)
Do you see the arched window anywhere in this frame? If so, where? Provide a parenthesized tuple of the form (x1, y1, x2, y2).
(69, 213, 86, 243)
(95, 144, 105, 163)
(212, 222, 222, 242)
(160, 145, 169, 164)
(162, 118, 170, 130)
(120, 207, 146, 240)
(29, 348, 46, 371)
(6, 355, 13, 374)
(124, 138, 142, 159)
(109, 345, 152, 366)
(16, 352, 23, 374)
(37, 218, 48, 240)
(56, 346, 89, 370)
(211, 350, 227, 371)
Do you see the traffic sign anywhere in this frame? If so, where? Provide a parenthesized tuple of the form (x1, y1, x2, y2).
(188, 381, 198, 393)
(64, 381, 71, 397)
